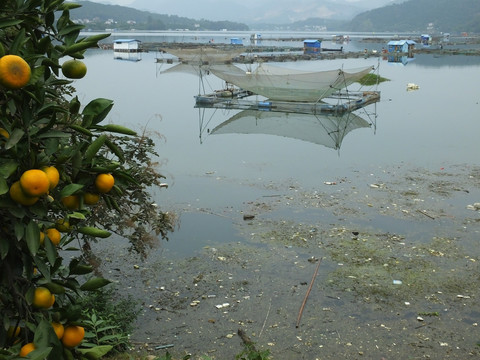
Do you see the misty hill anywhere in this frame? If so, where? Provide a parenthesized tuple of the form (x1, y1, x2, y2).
(72, 0, 479, 34)
(348, 0, 480, 33)
(72, 1, 249, 31)
(128, 0, 398, 25)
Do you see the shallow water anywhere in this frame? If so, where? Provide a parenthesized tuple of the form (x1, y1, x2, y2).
(75, 35, 480, 358)
(74, 35, 480, 257)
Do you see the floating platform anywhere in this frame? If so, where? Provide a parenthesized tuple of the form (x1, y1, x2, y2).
(195, 90, 380, 115)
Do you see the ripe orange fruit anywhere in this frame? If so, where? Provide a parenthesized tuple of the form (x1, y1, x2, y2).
(61, 59, 87, 79)
(9, 181, 39, 206)
(39, 231, 45, 245)
(61, 325, 85, 348)
(61, 195, 80, 210)
(32, 287, 53, 308)
(83, 192, 100, 205)
(19, 342, 35, 357)
(41, 166, 59, 190)
(95, 173, 114, 193)
(51, 322, 64, 339)
(0, 127, 9, 139)
(46, 228, 62, 246)
(19, 169, 50, 197)
(0, 55, 31, 89)
(49, 294, 55, 308)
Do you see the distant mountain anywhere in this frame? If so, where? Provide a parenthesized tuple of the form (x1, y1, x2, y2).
(348, 0, 480, 33)
(72, 0, 479, 34)
(72, 1, 249, 31)
(129, 0, 402, 25)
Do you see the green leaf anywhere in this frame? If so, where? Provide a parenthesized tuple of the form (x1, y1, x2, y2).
(44, 236, 58, 265)
(0, 160, 18, 179)
(58, 2, 83, 10)
(80, 277, 111, 291)
(0, 178, 8, 196)
(68, 124, 92, 136)
(105, 138, 125, 163)
(5, 128, 25, 149)
(69, 260, 93, 275)
(29, 65, 45, 86)
(0, 236, 9, 260)
(44, 282, 65, 294)
(59, 183, 84, 198)
(26, 221, 40, 256)
(83, 33, 111, 43)
(34, 319, 61, 358)
(10, 27, 26, 55)
(37, 130, 71, 139)
(82, 98, 114, 126)
(96, 124, 137, 136)
(77, 345, 113, 360)
(62, 40, 94, 56)
(84, 134, 107, 164)
(58, 24, 85, 37)
(34, 256, 51, 282)
(26, 347, 53, 360)
(77, 227, 111, 238)
(0, 19, 22, 29)
(68, 212, 85, 220)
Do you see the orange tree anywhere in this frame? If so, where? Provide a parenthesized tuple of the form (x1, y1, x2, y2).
(0, 0, 173, 359)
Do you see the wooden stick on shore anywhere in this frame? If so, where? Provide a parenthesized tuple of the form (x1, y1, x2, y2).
(296, 258, 322, 328)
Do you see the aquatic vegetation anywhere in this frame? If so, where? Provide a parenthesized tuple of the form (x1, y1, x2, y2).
(357, 73, 389, 85)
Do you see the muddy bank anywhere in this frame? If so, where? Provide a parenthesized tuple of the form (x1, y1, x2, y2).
(92, 164, 480, 359)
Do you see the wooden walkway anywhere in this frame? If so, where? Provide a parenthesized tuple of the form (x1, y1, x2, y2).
(195, 91, 381, 115)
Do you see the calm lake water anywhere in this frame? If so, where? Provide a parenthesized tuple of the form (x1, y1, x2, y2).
(74, 33, 480, 256)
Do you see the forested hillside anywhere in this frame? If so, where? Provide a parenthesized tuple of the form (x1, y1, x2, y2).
(72, 0, 478, 33)
(348, 0, 480, 33)
(72, 1, 249, 31)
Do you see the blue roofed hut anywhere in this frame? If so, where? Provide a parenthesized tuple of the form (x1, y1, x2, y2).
(303, 39, 321, 54)
(387, 40, 416, 54)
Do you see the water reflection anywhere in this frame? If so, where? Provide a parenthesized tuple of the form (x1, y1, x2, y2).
(197, 108, 375, 151)
(386, 54, 415, 65)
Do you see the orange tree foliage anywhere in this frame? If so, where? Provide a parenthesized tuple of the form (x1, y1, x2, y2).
(0, 0, 173, 359)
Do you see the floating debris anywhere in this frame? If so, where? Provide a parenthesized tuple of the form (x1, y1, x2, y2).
(155, 344, 174, 350)
(215, 303, 230, 309)
(407, 83, 420, 90)
(466, 203, 480, 211)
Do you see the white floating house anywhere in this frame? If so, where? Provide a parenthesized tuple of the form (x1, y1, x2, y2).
(113, 39, 142, 61)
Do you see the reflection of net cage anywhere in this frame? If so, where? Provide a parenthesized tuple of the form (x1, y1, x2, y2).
(208, 110, 372, 150)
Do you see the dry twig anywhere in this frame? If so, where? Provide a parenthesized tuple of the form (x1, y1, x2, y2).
(296, 258, 322, 328)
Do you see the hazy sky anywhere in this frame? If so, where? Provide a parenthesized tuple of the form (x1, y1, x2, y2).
(94, 0, 397, 23)
(103, 0, 371, 6)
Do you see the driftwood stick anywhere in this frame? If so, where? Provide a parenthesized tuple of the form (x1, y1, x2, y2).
(259, 298, 272, 338)
(417, 209, 435, 219)
(296, 258, 322, 328)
